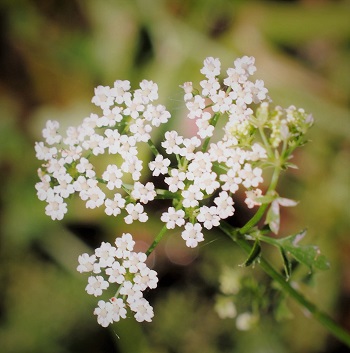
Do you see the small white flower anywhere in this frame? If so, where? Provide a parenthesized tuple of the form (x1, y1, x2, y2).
(105, 262, 126, 284)
(53, 176, 75, 199)
(123, 96, 144, 119)
(91, 85, 115, 110)
(234, 56, 256, 78)
(214, 191, 235, 219)
(118, 135, 138, 158)
(95, 242, 117, 268)
(109, 297, 127, 322)
(251, 79, 268, 103)
(186, 95, 206, 119)
(179, 136, 201, 159)
(135, 79, 158, 104)
(77, 253, 97, 273)
(196, 111, 215, 139)
(104, 193, 126, 216)
(115, 233, 135, 259)
(119, 281, 143, 304)
(197, 171, 220, 195)
(85, 185, 106, 209)
(245, 189, 263, 209)
(82, 133, 104, 156)
(102, 164, 123, 190)
(123, 252, 147, 273)
(162, 131, 183, 155)
(200, 57, 221, 78)
(134, 267, 158, 290)
(200, 78, 220, 97)
(220, 165, 241, 194)
(45, 193, 67, 220)
(130, 298, 154, 322)
(35, 174, 52, 201)
(148, 155, 171, 176)
(112, 79, 131, 104)
(94, 300, 113, 327)
(224, 67, 243, 87)
(164, 169, 186, 193)
(181, 82, 193, 101)
(97, 106, 123, 127)
(211, 90, 232, 113)
(208, 141, 232, 163)
(46, 158, 66, 180)
(100, 129, 121, 154)
(35, 142, 57, 161)
(182, 184, 203, 208)
(249, 143, 267, 161)
(74, 176, 97, 197)
(63, 145, 82, 163)
(64, 126, 81, 146)
(181, 222, 204, 248)
(85, 275, 109, 297)
(144, 104, 171, 127)
(42, 120, 62, 145)
(76, 157, 95, 178)
(197, 205, 220, 230)
(129, 118, 152, 142)
(131, 182, 156, 204)
(121, 155, 143, 181)
(124, 203, 148, 224)
(239, 164, 263, 188)
(161, 207, 186, 229)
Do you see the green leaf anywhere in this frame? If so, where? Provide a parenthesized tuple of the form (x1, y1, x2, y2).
(240, 239, 261, 267)
(276, 230, 330, 271)
(280, 247, 292, 280)
(265, 200, 280, 234)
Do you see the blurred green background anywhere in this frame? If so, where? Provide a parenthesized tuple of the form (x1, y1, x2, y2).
(0, 0, 349, 352)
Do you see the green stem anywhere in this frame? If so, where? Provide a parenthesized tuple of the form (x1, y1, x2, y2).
(258, 126, 274, 159)
(147, 139, 159, 157)
(146, 224, 168, 256)
(155, 188, 180, 199)
(239, 165, 281, 234)
(219, 222, 350, 347)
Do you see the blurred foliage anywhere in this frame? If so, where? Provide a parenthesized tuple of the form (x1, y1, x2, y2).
(0, 0, 349, 352)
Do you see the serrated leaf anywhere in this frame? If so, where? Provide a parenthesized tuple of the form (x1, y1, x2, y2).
(277, 230, 330, 271)
(240, 239, 261, 267)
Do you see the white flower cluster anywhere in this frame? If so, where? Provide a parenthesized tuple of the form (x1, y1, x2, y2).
(35, 56, 271, 249)
(77, 233, 158, 326)
(156, 56, 269, 247)
(35, 79, 170, 221)
(35, 55, 313, 328)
